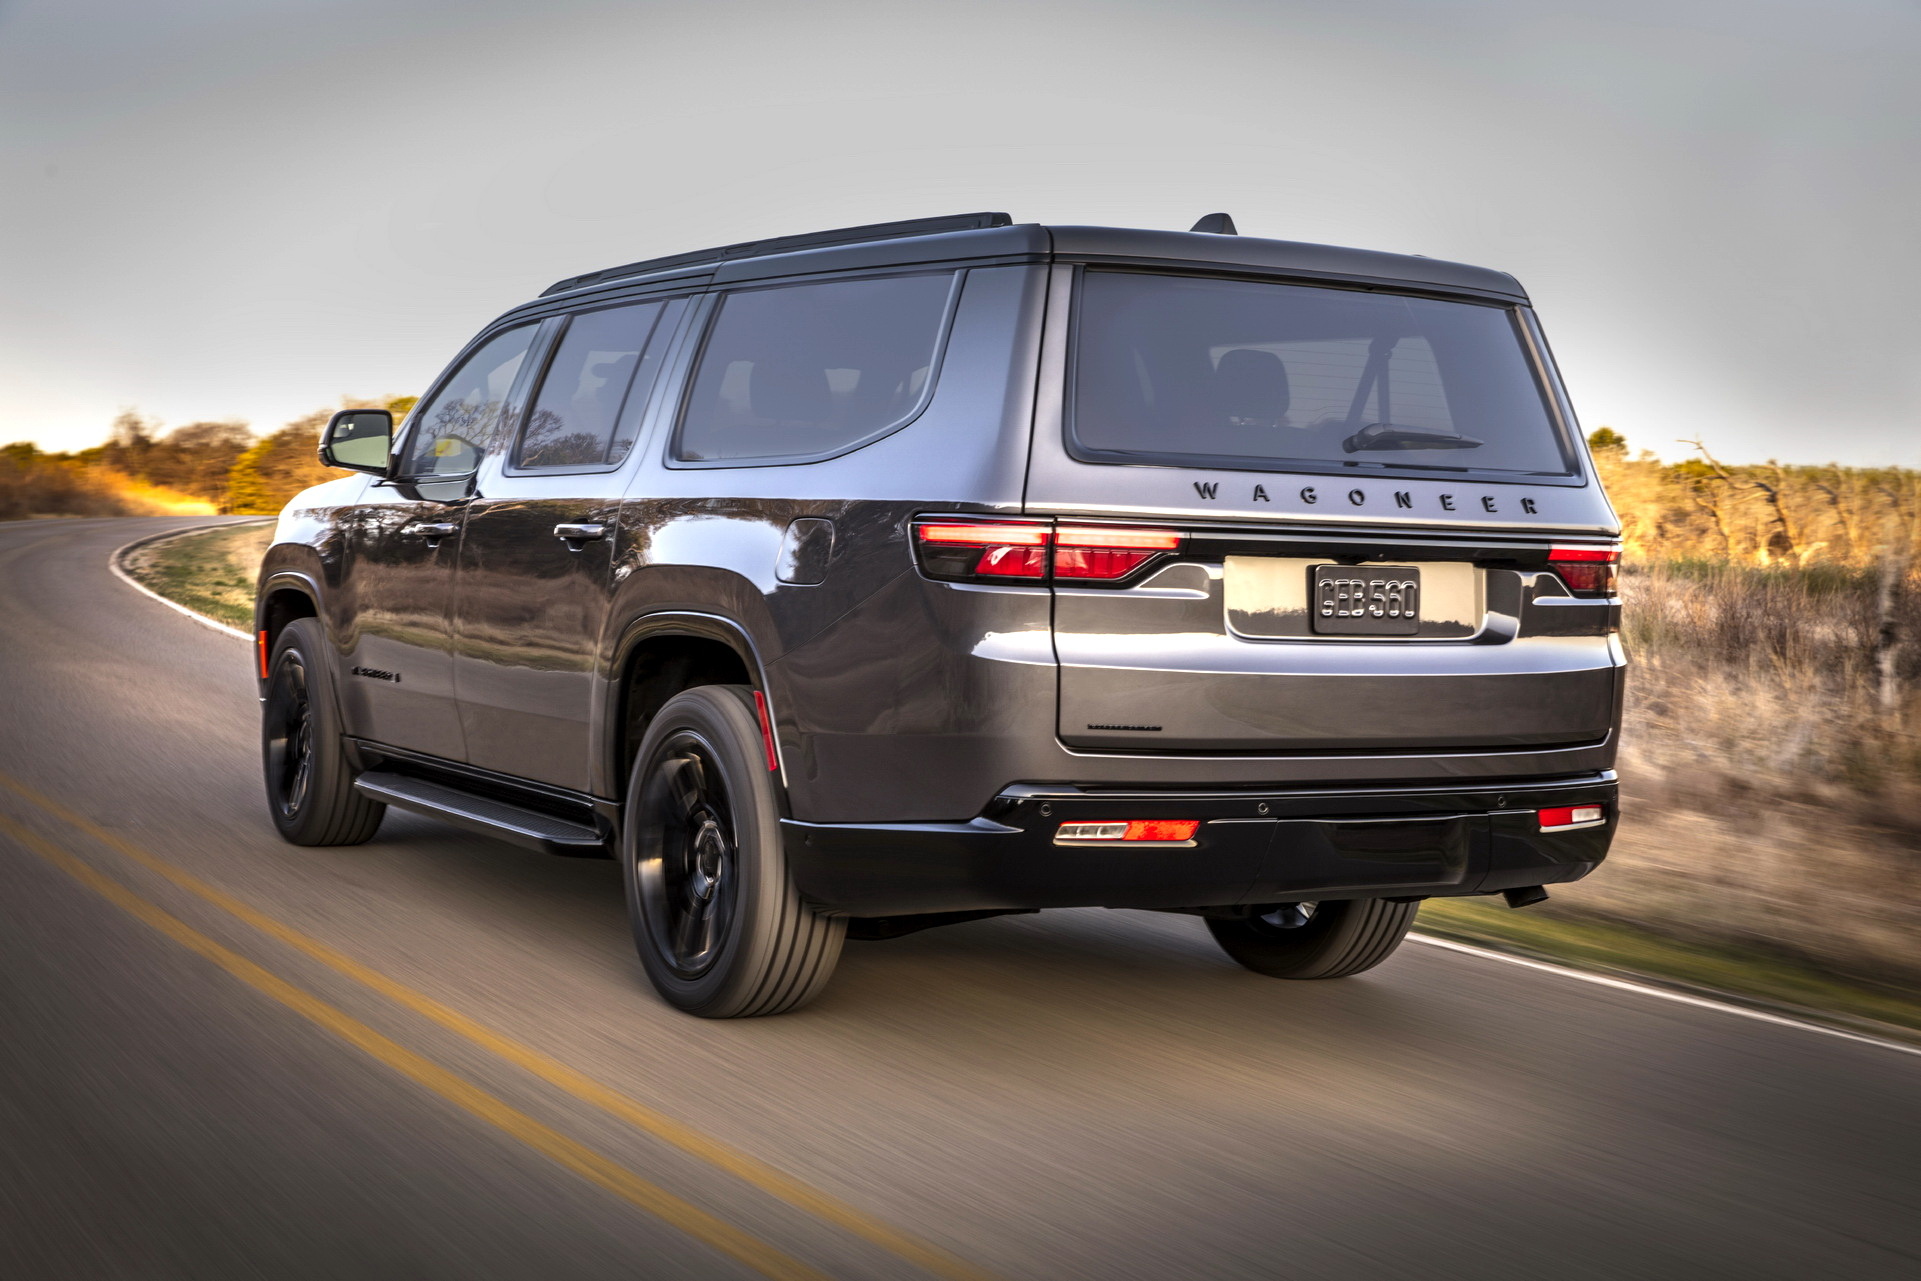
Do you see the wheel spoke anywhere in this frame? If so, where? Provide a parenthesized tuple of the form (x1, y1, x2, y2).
(664, 756, 704, 821)
(672, 896, 710, 963)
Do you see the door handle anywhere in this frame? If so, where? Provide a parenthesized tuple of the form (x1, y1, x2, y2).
(553, 522, 607, 548)
(403, 521, 459, 539)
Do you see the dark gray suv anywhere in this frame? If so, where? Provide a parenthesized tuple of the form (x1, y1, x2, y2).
(256, 212, 1623, 1017)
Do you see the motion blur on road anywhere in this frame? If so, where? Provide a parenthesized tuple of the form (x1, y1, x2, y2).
(3, 516, 1919, 1279)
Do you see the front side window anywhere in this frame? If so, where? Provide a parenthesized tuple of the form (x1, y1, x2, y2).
(513, 302, 668, 471)
(401, 325, 536, 477)
(675, 272, 957, 464)
(1071, 272, 1573, 479)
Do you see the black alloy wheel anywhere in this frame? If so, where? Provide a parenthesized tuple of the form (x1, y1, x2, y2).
(264, 649, 316, 823)
(260, 618, 385, 846)
(634, 736, 738, 979)
(622, 685, 844, 1017)
(1206, 897, 1417, 979)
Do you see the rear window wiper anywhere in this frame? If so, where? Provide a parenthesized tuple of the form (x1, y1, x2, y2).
(1340, 422, 1485, 453)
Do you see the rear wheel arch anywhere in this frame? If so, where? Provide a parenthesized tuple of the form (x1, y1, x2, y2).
(609, 614, 773, 793)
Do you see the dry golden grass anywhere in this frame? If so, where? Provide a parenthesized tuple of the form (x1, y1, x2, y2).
(1536, 560, 1921, 992)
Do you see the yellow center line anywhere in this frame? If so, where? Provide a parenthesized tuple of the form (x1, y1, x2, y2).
(0, 810, 829, 1281)
(0, 772, 997, 1281)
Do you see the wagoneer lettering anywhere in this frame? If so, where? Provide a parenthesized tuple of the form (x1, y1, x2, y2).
(259, 211, 1622, 1018)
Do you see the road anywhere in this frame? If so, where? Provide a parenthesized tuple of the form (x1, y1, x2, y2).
(1, 515, 1916, 1281)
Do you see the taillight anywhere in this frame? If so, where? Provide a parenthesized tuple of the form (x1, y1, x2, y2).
(913, 521, 1180, 585)
(915, 522, 1051, 580)
(1054, 526, 1182, 580)
(1547, 546, 1620, 597)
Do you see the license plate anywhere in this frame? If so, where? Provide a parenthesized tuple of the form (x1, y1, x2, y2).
(1311, 565, 1420, 635)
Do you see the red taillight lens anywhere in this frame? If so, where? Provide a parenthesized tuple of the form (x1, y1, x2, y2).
(976, 545, 1048, 577)
(914, 521, 1180, 584)
(915, 521, 1051, 581)
(1548, 546, 1620, 597)
(1054, 526, 1182, 581)
(1055, 819, 1201, 843)
(1538, 804, 1606, 831)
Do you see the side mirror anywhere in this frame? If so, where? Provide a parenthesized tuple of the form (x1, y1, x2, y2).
(320, 409, 394, 475)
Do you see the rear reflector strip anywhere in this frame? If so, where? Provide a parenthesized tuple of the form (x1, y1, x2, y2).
(257, 630, 270, 680)
(1537, 804, 1605, 832)
(1055, 819, 1201, 845)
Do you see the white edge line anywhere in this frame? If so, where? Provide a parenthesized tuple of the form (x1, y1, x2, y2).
(1409, 933, 1921, 1059)
(108, 523, 258, 643)
(101, 522, 1921, 1063)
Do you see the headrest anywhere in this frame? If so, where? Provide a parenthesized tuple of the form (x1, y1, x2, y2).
(586, 352, 638, 388)
(1212, 348, 1290, 420)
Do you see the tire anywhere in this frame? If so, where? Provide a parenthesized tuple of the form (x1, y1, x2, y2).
(1206, 899, 1416, 979)
(621, 685, 845, 1017)
(262, 618, 385, 846)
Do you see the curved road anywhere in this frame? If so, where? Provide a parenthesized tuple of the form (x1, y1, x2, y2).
(2, 516, 1917, 1280)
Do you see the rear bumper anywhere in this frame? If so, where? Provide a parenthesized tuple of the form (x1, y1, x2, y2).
(785, 773, 1616, 916)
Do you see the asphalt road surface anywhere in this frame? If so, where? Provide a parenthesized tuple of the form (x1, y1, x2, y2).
(3, 516, 1917, 1281)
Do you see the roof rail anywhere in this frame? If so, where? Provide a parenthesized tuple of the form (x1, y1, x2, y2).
(540, 211, 1014, 297)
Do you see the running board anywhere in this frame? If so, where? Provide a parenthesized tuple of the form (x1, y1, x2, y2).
(353, 771, 609, 857)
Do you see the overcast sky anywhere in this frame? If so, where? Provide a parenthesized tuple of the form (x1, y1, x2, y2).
(2, 0, 1916, 465)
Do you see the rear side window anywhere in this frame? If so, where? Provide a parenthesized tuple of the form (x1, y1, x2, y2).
(401, 325, 537, 477)
(513, 301, 669, 471)
(674, 273, 957, 464)
(1070, 272, 1573, 479)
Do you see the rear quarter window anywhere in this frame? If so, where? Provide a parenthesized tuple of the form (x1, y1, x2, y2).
(673, 272, 959, 465)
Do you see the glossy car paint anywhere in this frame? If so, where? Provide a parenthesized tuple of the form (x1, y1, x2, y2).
(257, 219, 1624, 915)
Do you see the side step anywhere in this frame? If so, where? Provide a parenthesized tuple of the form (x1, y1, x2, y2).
(353, 771, 609, 858)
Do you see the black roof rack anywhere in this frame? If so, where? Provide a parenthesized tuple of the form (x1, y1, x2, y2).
(541, 211, 1014, 297)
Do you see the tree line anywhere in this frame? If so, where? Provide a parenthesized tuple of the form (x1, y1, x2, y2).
(0, 397, 415, 520)
(7, 415, 1919, 560)
(1589, 427, 1920, 568)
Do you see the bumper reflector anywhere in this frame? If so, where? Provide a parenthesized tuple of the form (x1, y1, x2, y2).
(1055, 819, 1200, 844)
(1537, 804, 1605, 832)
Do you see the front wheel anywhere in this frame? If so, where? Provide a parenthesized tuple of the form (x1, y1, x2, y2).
(261, 618, 384, 846)
(621, 685, 844, 1017)
(1206, 899, 1416, 979)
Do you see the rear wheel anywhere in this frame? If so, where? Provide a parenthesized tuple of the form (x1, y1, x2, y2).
(262, 618, 384, 846)
(1206, 899, 1416, 979)
(621, 685, 844, 1017)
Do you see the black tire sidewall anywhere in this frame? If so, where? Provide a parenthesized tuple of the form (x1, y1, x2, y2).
(263, 617, 376, 844)
(1207, 898, 1416, 979)
(620, 685, 802, 1016)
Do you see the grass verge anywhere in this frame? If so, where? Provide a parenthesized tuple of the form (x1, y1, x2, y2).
(121, 520, 274, 630)
(1417, 897, 1921, 1045)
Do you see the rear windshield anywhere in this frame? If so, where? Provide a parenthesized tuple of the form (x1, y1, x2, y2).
(1070, 271, 1574, 479)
